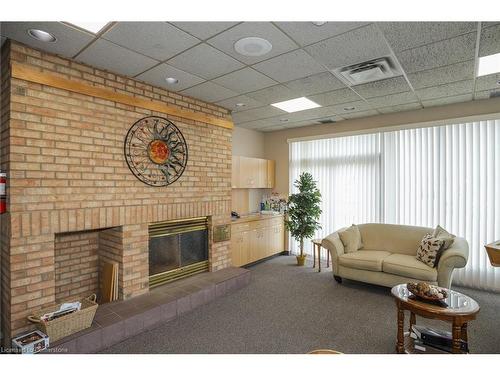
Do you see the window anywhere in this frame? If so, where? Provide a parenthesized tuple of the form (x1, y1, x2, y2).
(289, 119, 500, 291)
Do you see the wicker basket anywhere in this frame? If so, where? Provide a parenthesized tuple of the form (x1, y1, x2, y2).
(27, 294, 98, 342)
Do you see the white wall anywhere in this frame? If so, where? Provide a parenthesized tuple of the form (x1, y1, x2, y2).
(232, 126, 266, 158)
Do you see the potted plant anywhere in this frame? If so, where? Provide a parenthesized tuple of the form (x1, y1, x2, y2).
(284, 172, 322, 266)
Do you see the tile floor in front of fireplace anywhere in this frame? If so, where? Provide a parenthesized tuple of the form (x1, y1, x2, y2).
(49, 267, 250, 353)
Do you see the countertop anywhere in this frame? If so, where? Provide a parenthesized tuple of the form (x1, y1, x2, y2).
(231, 212, 284, 224)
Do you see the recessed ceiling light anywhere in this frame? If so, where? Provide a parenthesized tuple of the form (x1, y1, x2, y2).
(271, 97, 321, 113)
(343, 106, 356, 111)
(235, 103, 246, 108)
(66, 21, 110, 34)
(477, 53, 500, 77)
(27, 29, 56, 43)
(234, 37, 272, 57)
(165, 77, 179, 85)
(312, 22, 327, 26)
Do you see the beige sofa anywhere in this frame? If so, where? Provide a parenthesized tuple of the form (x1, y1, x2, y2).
(321, 223, 468, 289)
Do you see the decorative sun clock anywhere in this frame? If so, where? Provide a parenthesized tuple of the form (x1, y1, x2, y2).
(124, 116, 188, 187)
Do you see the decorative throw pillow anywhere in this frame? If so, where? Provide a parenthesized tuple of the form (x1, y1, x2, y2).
(338, 224, 363, 253)
(432, 225, 455, 250)
(416, 234, 444, 268)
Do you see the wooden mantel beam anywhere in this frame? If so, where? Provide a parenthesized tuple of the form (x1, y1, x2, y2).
(10, 62, 234, 130)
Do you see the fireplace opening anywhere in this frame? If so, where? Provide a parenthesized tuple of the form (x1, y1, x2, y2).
(149, 217, 209, 287)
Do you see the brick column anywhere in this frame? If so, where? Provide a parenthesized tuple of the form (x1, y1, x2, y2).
(121, 224, 149, 299)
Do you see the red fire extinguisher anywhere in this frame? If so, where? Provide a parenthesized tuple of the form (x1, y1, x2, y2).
(0, 171, 6, 214)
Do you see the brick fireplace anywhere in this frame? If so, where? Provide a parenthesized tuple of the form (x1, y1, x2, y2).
(0, 41, 233, 345)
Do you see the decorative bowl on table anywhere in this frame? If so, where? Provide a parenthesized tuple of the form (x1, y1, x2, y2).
(407, 282, 448, 301)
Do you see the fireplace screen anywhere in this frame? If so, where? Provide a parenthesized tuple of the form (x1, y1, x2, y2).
(149, 217, 209, 287)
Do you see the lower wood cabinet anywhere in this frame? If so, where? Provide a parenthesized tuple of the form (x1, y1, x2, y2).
(231, 216, 284, 267)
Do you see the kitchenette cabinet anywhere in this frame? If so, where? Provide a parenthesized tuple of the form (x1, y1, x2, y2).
(231, 215, 284, 267)
(231, 156, 275, 189)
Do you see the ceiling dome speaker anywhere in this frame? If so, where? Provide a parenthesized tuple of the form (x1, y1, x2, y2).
(234, 37, 272, 57)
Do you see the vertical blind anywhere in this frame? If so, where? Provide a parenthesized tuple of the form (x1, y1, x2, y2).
(289, 119, 500, 291)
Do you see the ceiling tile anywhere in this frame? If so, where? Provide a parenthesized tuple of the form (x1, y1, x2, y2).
(378, 22, 476, 51)
(101, 22, 199, 61)
(253, 49, 325, 83)
(367, 91, 420, 108)
(342, 109, 379, 119)
(235, 119, 270, 129)
(396, 33, 477, 73)
(76, 39, 158, 77)
(206, 22, 297, 64)
(275, 22, 369, 47)
(305, 24, 391, 69)
(250, 116, 290, 128)
(168, 43, 244, 80)
(377, 102, 423, 114)
(284, 72, 346, 96)
(479, 24, 500, 57)
(135, 63, 205, 91)
(482, 22, 500, 29)
(475, 72, 500, 92)
(422, 94, 473, 107)
(352, 76, 411, 99)
(474, 90, 499, 100)
(246, 85, 297, 104)
(416, 79, 474, 100)
(215, 95, 264, 112)
(309, 88, 360, 106)
(0, 21, 94, 58)
(330, 100, 374, 114)
(180, 81, 239, 102)
(171, 22, 239, 40)
(212, 67, 277, 93)
(407, 60, 475, 89)
(260, 125, 288, 132)
(231, 105, 286, 123)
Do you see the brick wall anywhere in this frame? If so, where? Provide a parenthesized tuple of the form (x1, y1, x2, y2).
(54, 230, 100, 302)
(0, 41, 233, 343)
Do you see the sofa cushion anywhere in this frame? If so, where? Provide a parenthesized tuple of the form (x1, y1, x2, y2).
(383, 254, 437, 281)
(416, 234, 444, 267)
(338, 224, 363, 253)
(338, 250, 391, 272)
(432, 225, 456, 250)
(358, 223, 432, 256)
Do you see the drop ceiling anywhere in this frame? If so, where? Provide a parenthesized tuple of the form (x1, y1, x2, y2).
(1, 21, 499, 132)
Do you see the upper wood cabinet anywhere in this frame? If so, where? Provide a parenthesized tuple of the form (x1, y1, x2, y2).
(266, 160, 275, 188)
(232, 156, 275, 189)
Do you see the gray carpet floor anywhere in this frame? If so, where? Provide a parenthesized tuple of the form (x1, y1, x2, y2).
(102, 256, 500, 354)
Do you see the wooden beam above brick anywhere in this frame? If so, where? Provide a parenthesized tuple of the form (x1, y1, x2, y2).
(10, 62, 234, 130)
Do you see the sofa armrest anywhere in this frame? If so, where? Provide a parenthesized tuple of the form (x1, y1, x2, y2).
(437, 237, 469, 289)
(322, 230, 346, 275)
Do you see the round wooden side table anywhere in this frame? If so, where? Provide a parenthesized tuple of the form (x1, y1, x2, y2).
(391, 284, 480, 354)
(312, 239, 329, 272)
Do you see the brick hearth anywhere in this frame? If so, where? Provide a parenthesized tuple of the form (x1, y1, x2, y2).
(0, 41, 234, 345)
(49, 267, 250, 354)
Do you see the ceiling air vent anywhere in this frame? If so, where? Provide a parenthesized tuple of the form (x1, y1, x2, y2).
(317, 118, 336, 124)
(332, 56, 402, 86)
